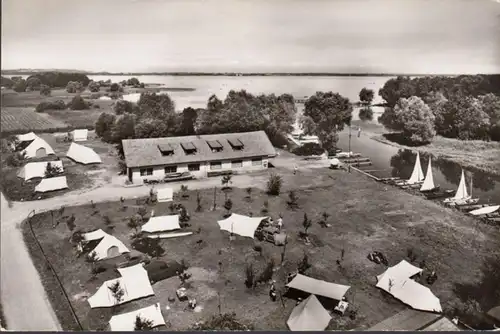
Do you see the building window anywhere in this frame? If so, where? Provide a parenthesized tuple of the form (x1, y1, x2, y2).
(140, 168, 153, 176)
(164, 166, 177, 174)
(210, 161, 222, 170)
(188, 163, 200, 171)
(252, 158, 262, 166)
(232, 160, 243, 168)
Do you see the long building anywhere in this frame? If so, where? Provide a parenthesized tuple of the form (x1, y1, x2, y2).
(122, 131, 277, 183)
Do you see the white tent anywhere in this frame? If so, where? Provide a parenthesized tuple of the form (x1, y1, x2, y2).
(145, 232, 193, 239)
(109, 303, 165, 331)
(376, 262, 442, 313)
(469, 205, 500, 216)
(66, 142, 102, 164)
(22, 136, 55, 159)
(17, 161, 64, 181)
(70, 129, 88, 142)
(83, 229, 130, 261)
(88, 264, 155, 308)
(217, 213, 268, 239)
(141, 215, 180, 233)
(35, 176, 68, 193)
(17, 132, 37, 142)
(287, 295, 332, 331)
(286, 274, 351, 301)
(157, 188, 173, 203)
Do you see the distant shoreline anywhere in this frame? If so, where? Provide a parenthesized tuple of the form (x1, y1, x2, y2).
(1, 71, 468, 77)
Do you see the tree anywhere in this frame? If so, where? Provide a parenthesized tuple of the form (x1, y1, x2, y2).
(478, 93, 500, 141)
(66, 214, 76, 232)
(111, 114, 136, 143)
(138, 92, 176, 117)
(224, 198, 233, 214)
(127, 77, 141, 86)
(266, 173, 283, 195)
(358, 107, 374, 121)
(95, 112, 117, 142)
(298, 253, 311, 274)
(114, 100, 137, 115)
(359, 87, 374, 104)
(108, 281, 125, 305)
(302, 92, 353, 153)
(287, 190, 299, 209)
(378, 76, 416, 107)
(137, 206, 148, 221)
(66, 81, 83, 93)
(86, 252, 99, 276)
(134, 315, 154, 331)
(70, 95, 89, 110)
(44, 162, 63, 178)
(39, 84, 51, 96)
(196, 191, 203, 212)
(128, 214, 142, 232)
(302, 213, 312, 235)
(110, 83, 121, 92)
(392, 96, 436, 144)
(87, 81, 100, 93)
(13, 79, 27, 92)
(26, 77, 42, 91)
(178, 107, 198, 136)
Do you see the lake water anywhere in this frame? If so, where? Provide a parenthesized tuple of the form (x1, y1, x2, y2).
(19, 74, 499, 204)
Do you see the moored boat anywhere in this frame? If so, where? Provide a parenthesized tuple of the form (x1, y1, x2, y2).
(443, 169, 479, 205)
(419, 157, 440, 193)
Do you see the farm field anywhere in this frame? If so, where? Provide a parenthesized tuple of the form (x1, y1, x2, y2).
(0, 108, 71, 135)
(23, 167, 500, 331)
(0, 131, 122, 201)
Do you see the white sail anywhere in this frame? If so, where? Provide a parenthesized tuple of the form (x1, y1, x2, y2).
(420, 158, 435, 191)
(407, 152, 424, 184)
(453, 170, 469, 200)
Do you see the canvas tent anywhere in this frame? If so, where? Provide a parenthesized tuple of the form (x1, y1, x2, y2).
(156, 188, 173, 203)
(287, 295, 332, 331)
(18, 161, 64, 181)
(376, 262, 442, 313)
(286, 274, 351, 301)
(66, 142, 102, 164)
(217, 213, 268, 239)
(141, 215, 180, 233)
(469, 205, 500, 216)
(83, 229, 130, 260)
(22, 136, 55, 159)
(488, 306, 500, 323)
(70, 129, 88, 142)
(17, 132, 37, 142)
(367, 309, 457, 331)
(109, 303, 165, 331)
(35, 176, 68, 193)
(88, 264, 154, 308)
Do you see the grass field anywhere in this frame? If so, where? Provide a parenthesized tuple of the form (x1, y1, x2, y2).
(0, 108, 72, 135)
(23, 167, 500, 330)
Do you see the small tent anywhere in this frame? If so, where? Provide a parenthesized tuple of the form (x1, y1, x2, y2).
(22, 137, 55, 159)
(376, 260, 423, 282)
(70, 129, 88, 142)
(217, 213, 268, 239)
(109, 303, 165, 331)
(156, 188, 173, 203)
(18, 161, 64, 181)
(17, 132, 37, 142)
(141, 215, 180, 233)
(66, 142, 102, 164)
(83, 229, 130, 260)
(286, 274, 351, 301)
(35, 176, 68, 193)
(88, 264, 155, 308)
(287, 295, 332, 331)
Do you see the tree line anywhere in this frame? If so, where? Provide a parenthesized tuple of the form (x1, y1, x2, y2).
(378, 75, 500, 143)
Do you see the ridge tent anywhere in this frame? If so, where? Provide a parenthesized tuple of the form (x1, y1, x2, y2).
(108, 303, 165, 331)
(88, 264, 154, 308)
(156, 188, 173, 202)
(376, 260, 423, 283)
(18, 161, 64, 181)
(83, 229, 130, 260)
(17, 132, 37, 142)
(287, 295, 331, 331)
(22, 136, 55, 159)
(70, 129, 88, 142)
(286, 274, 351, 301)
(217, 213, 268, 239)
(35, 176, 68, 193)
(141, 215, 180, 233)
(66, 142, 102, 164)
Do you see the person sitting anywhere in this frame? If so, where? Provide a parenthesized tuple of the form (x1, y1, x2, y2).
(188, 298, 197, 309)
(269, 283, 277, 302)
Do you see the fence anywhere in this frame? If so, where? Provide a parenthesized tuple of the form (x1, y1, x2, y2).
(25, 209, 84, 331)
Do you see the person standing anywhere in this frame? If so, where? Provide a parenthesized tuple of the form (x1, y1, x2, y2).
(277, 214, 283, 232)
(293, 164, 298, 175)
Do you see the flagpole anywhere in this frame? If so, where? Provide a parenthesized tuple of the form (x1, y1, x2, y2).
(348, 123, 352, 173)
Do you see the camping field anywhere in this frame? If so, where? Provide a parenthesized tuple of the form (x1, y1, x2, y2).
(22, 167, 500, 331)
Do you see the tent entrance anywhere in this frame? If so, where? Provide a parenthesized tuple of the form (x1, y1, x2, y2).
(36, 147, 47, 158)
(107, 246, 120, 258)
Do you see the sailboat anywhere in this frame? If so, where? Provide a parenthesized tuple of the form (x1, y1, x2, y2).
(443, 169, 479, 205)
(396, 151, 425, 186)
(420, 157, 440, 193)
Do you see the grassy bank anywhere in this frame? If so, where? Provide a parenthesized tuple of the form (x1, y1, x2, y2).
(371, 134, 500, 177)
(23, 167, 500, 330)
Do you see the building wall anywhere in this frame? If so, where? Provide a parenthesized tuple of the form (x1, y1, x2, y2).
(129, 156, 269, 183)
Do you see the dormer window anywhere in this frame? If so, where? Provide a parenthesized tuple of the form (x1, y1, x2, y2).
(207, 140, 223, 153)
(158, 144, 174, 156)
(181, 142, 197, 155)
(228, 138, 244, 151)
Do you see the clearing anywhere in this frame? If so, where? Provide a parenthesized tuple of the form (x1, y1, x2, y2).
(23, 166, 500, 330)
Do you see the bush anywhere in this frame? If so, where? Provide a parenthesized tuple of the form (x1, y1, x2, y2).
(191, 313, 253, 331)
(5, 151, 26, 167)
(114, 100, 137, 115)
(292, 142, 324, 156)
(69, 95, 89, 110)
(39, 84, 51, 96)
(66, 81, 84, 93)
(95, 112, 117, 142)
(87, 81, 100, 93)
(244, 263, 255, 288)
(44, 162, 63, 178)
(391, 96, 436, 144)
(359, 87, 374, 104)
(110, 83, 122, 92)
(1, 76, 14, 88)
(26, 77, 42, 91)
(266, 173, 283, 195)
(35, 100, 66, 113)
(13, 79, 27, 92)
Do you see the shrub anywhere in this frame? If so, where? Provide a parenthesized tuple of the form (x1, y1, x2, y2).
(114, 100, 137, 115)
(95, 112, 117, 142)
(261, 200, 269, 215)
(287, 190, 299, 209)
(134, 315, 154, 331)
(5, 151, 26, 167)
(110, 83, 122, 92)
(292, 142, 324, 156)
(1, 76, 14, 88)
(35, 100, 66, 113)
(70, 95, 89, 110)
(244, 263, 255, 288)
(26, 77, 42, 91)
(298, 253, 311, 274)
(39, 84, 51, 96)
(392, 96, 436, 144)
(13, 79, 27, 93)
(266, 173, 283, 195)
(191, 313, 253, 331)
(44, 162, 63, 178)
(302, 213, 312, 235)
(256, 259, 275, 285)
(87, 81, 100, 93)
(66, 81, 83, 93)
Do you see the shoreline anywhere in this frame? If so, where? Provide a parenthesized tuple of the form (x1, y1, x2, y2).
(369, 133, 500, 178)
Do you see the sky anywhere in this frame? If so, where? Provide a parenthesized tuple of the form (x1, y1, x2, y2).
(2, 0, 500, 74)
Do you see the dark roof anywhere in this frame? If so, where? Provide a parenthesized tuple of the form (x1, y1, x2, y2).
(122, 131, 276, 168)
(367, 309, 441, 331)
